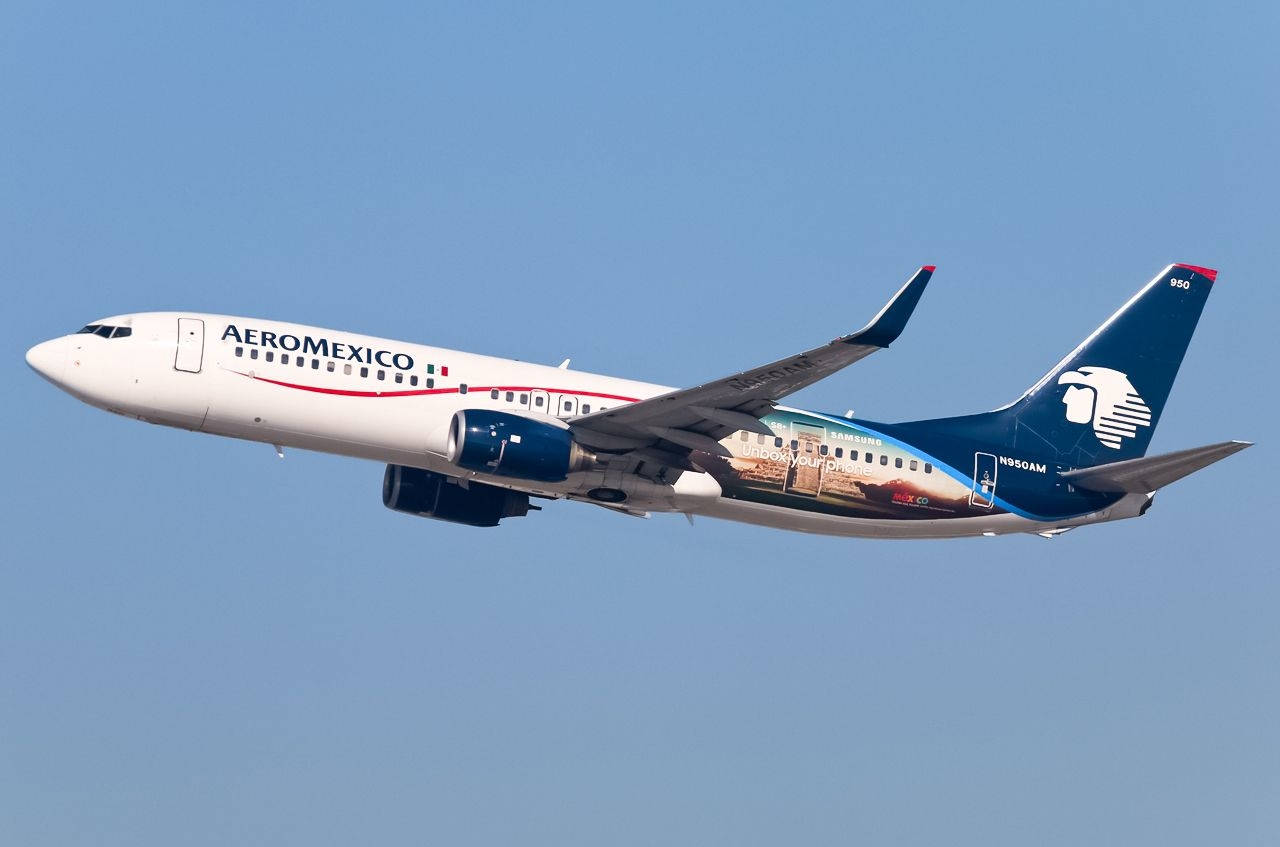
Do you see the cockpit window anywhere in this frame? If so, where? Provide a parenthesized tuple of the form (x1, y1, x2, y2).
(76, 324, 131, 339)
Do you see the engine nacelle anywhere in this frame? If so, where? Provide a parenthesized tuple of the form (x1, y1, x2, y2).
(383, 465, 535, 527)
(447, 409, 592, 482)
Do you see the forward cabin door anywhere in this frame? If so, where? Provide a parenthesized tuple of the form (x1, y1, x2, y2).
(174, 318, 205, 373)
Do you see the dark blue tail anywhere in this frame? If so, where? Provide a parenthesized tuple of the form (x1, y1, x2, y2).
(900, 263, 1218, 467)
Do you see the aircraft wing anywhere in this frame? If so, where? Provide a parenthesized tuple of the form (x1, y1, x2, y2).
(569, 265, 935, 475)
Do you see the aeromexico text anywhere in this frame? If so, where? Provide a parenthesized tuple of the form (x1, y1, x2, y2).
(221, 325, 415, 371)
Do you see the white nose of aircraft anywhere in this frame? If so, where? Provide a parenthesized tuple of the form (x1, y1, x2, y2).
(25, 338, 66, 385)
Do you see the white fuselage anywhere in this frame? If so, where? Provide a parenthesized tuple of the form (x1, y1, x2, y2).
(26, 312, 1142, 538)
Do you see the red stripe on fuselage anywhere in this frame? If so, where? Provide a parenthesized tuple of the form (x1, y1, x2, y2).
(234, 371, 641, 402)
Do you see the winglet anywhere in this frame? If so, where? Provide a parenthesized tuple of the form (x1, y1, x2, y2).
(842, 265, 935, 348)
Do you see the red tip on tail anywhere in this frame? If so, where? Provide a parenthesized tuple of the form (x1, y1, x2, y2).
(1175, 263, 1218, 281)
(921, 265, 936, 272)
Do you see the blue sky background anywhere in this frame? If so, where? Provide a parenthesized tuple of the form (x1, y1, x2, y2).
(3, 2, 1277, 844)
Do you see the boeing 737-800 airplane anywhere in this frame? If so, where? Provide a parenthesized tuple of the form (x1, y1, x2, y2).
(26, 263, 1250, 538)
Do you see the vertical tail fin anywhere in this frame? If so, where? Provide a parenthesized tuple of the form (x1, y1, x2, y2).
(910, 264, 1217, 466)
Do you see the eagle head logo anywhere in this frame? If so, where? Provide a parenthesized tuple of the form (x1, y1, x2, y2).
(1057, 366, 1152, 449)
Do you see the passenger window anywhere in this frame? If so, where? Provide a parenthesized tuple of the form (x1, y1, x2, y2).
(520, 393, 528, 404)
(865, 452, 873, 463)
(740, 431, 749, 441)
(344, 364, 352, 375)
(235, 347, 243, 357)
(491, 389, 500, 399)
(297, 357, 304, 367)
(410, 375, 418, 386)
(250, 348, 258, 360)
(265, 351, 274, 362)
(775, 437, 783, 448)
(924, 463, 933, 474)
(895, 458, 903, 469)
(757, 434, 766, 444)
(564, 400, 572, 412)
(582, 404, 591, 413)
(360, 367, 368, 378)
(327, 361, 335, 372)
(790, 440, 798, 451)
(534, 395, 543, 406)
(427, 378, 435, 388)
(910, 460, 918, 471)
(281, 354, 289, 365)
(460, 384, 469, 394)
(311, 359, 319, 369)
(880, 455, 888, 466)
(505, 392, 514, 402)
(377, 370, 385, 381)
(805, 441, 813, 453)
(835, 448, 843, 458)
(394, 372, 403, 384)
(819, 444, 828, 456)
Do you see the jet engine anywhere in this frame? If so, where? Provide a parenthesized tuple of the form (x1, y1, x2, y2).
(383, 465, 536, 527)
(447, 409, 593, 482)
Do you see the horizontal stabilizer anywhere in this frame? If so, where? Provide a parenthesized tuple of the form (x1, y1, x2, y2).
(1059, 440, 1252, 494)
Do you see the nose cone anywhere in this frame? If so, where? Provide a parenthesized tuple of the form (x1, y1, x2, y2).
(26, 338, 66, 384)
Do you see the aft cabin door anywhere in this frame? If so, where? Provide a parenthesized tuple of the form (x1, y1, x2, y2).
(970, 452, 998, 509)
(174, 318, 205, 373)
